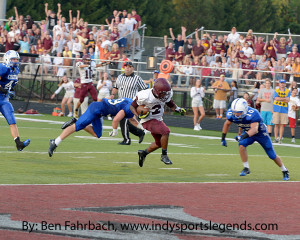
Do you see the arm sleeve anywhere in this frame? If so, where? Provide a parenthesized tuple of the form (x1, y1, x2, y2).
(137, 76, 147, 91)
(190, 87, 197, 98)
(200, 87, 205, 98)
(55, 85, 64, 95)
(166, 99, 176, 108)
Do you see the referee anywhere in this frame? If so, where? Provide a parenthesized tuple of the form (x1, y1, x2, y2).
(110, 61, 147, 145)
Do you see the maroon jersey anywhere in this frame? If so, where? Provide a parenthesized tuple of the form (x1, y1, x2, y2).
(288, 52, 300, 61)
(192, 45, 205, 57)
(245, 36, 255, 48)
(255, 41, 265, 55)
(242, 64, 254, 75)
(215, 41, 226, 54)
(274, 39, 291, 54)
(266, 45, 276, 58)
(43, 37, 53, 50)
(175, 52, 185, 62)
(110, 32, 119, 41)
(165, 47, 175, 61)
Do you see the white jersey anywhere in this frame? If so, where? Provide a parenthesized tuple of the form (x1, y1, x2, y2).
(54, 81, 75, 95)
(136, 89, 173, 123)
(97, 79, 112, 94)
(76, 61, 96, 84)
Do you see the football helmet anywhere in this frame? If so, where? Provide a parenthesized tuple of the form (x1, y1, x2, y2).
(231, 98, 248, 119)
(4, 50, 20, 68)
(152, 78, 171, 102)
(82, 54, 91, 64)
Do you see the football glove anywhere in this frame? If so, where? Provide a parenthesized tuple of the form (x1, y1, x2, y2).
(175, 107, 186, 116)
(109, 129, 118, 137)
(221, 139, 227, 147)
(138, 111, 149, 119)
(234, 135, 241, 142)
(8, 90, 15, 99)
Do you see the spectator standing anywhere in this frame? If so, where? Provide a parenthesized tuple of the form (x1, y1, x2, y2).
(169, 27, 186, 52)
(243, 92, 253, 107)
(51, 75, 74, 117)
(190, 79, 205, 130)
(292, 57, 300, 83)
(288, 88, 300, 143)
(97, 72, 112, 101)
(273, 79, 291, 144)
(212, 74, 230, 118)
(110, 61, 147, 145)
(227, 27, 240, 45)
(227, 80, 238, 109)
(273, 32, 292, 61)
(164, 35, 175, 61)
(45, 3, 61, 35)
(254, 36, 265, 60)
(288, 46, 300, 61)
(184, 36, 194, 58)
(191, 39, 205, 59)
(289, 81, 300, 96)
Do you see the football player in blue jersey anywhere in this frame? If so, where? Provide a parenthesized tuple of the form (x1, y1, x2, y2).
(0, 50, 30, 151)
(221, 98, 289, 181)
(48, 98, 140, 157)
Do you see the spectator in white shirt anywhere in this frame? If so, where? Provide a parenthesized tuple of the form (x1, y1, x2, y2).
(242, 42, 254, 58)
(227, 27, 240, 45)
(190, 79, 205, 130)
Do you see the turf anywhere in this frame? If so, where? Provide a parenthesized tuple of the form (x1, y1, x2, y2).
(0, 114, 299, 184)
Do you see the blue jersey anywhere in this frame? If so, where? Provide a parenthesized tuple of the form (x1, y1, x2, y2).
(101, 98, 134, 118)
(0, 63, 19, 95)
(226, 107, 267, 135)
(75, 98, 134, 138)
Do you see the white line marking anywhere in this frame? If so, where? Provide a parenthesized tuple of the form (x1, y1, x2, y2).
(0, 151, 299, 159)
(0, 181, 299, 186)
(71, 156, 96, 159)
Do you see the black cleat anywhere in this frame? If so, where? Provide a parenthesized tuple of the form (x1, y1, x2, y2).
(118, 139, 131, 145)
(16, 139, 31, 151)
(240, 167, 250, 176)
(138, 150, 146, 167)
(48, 139, 57, 157)
(161, 154, 172, 165)
(61, 117, 77, 129)
(283, 170, 290, 181)
(138, 131, 145, 144)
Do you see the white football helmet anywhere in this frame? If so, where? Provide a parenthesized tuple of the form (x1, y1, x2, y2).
(3, 50, 20, 68)
(231, 98, 248, 119)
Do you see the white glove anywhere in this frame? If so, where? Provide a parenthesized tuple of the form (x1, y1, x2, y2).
(109, 129, 118, 137)
(137, 123, 144, 130)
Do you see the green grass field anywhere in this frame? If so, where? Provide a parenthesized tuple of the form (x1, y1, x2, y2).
(1, 114, 299, 184)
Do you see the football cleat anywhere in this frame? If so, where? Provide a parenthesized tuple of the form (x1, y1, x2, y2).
(282, 170, 290, 181)
(61, 117, 77, 129)
(273, 138, 279, 143)
(118, 139, 131, 145)
(16, 139, 31, 151)
(48, 139, 57, 157)
(161, 154, 172, 165)
(138, 131, 145, 144)
(240, 167, 250, 176)
(138, 150, 146, 167)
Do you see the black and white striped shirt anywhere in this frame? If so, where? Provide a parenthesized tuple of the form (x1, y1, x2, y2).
(115, 73, 147, 99)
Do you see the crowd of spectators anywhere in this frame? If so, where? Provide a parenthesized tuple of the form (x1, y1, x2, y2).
(0, 4, 143, 78)
(163, 26, 300, 92)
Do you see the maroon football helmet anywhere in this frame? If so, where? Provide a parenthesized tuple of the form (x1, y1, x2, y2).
(82, 54, 91, 64)
(152, 78, 172, 102)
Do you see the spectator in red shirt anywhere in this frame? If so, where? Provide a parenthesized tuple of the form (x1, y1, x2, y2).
(237, 50, 248, 67)
(201, 60, 212, 90)
(288, 46, 300, 61)
(41, 31, 53, 54)
(264, 39, 277, 60)
(164, 35, 175, 61)
(242, 58, 254, 85)
(273, 32, 292, 61)
(214, 35, 226, 56)
(244, 29, 255, 49)
(254, 36, 265, 60)
(175, 46, 185, 62)
(192, 40, 205, 59)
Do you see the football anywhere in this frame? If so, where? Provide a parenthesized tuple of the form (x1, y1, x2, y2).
(137, 105, 149, 115)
